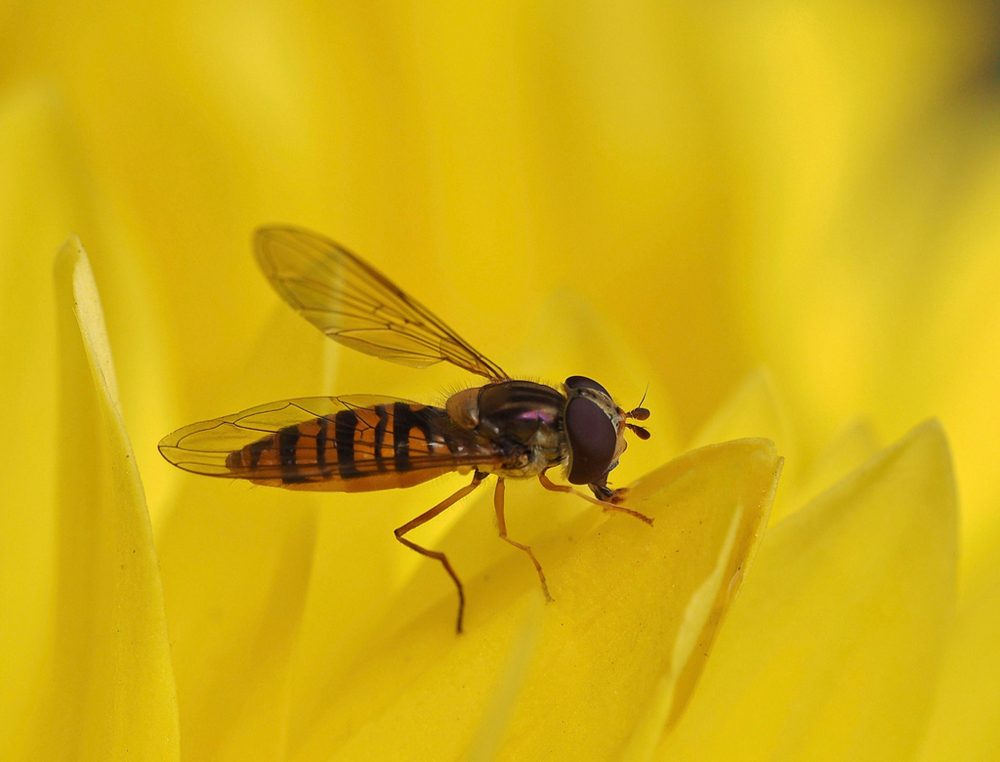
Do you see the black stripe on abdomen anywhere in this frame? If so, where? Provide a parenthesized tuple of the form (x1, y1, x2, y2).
(335, 410, 360, 478)
(316, 416, 328, 469)
(393, 403, 413, 471)
(249, 439, 269, 468)
(374, 404, 389, 470)
(279, 427, 308, 484)
(392, 403, 450, 472)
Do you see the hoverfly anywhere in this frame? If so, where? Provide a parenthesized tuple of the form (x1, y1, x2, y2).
(159, 227, 652, 632)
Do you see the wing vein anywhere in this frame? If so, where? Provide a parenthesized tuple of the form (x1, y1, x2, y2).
(253, 226, 508, 379)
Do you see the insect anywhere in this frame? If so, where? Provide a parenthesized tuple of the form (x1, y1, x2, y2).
(159, 226, 652, 632)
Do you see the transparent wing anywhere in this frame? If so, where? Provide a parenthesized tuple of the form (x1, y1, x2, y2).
(158, 396, 503, 488)
(254, 226, 508, 380)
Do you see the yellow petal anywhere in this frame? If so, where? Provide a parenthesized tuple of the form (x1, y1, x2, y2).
(156, 480, 318, 759)
(289, 439, 780, 761)
(917, 541, 1000, 762)
(660, 420, 956, 761)
(689, 369, 792, 457)
(24, 237, 178, 760)
(785, 417, 881, 518)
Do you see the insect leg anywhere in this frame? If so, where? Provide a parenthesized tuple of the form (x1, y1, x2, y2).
(394, 470, 488, 633)
(537, 470, 653, 526)
(493, 478, 554, 603)
(588, 475, 630, 505)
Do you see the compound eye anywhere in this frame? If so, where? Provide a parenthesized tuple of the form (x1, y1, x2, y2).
(565, 396, 617, 485)
(565, 375, 610, 397)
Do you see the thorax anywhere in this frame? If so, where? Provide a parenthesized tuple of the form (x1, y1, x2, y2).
(446, 380, 567, 478)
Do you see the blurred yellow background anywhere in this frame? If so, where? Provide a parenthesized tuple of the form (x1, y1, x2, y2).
(2, 2, 1000, 758)
(4, 1, 997, 565)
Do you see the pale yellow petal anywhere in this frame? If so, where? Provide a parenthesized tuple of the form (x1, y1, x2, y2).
(917, 541, 1000, 762)
(688, 369, 802, 521)
(784, 417, 881, 520)
(463, 595, 546, 762)
(156, 480, 318, 760)
(24, 237, 178, 760)
(289, 439, 780, 761)
(689, 369, 792, 454)
(660, 420, 957, 761)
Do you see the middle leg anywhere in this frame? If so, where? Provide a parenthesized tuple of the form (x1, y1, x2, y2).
(494, 478, 553, 602)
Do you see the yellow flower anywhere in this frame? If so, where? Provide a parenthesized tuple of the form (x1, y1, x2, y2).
(1, 2, 996, 760)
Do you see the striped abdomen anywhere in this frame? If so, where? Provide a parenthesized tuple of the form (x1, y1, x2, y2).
(225, 401, 492, 491)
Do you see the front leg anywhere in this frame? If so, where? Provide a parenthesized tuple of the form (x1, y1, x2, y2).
(538, 471, 653, 526)
(588, 481, 630, 505)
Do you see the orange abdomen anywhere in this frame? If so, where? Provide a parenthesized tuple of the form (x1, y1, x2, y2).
(225, 402, 487, 491)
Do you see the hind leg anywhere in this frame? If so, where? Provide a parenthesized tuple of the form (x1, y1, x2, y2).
(394, 470, 487, 633)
